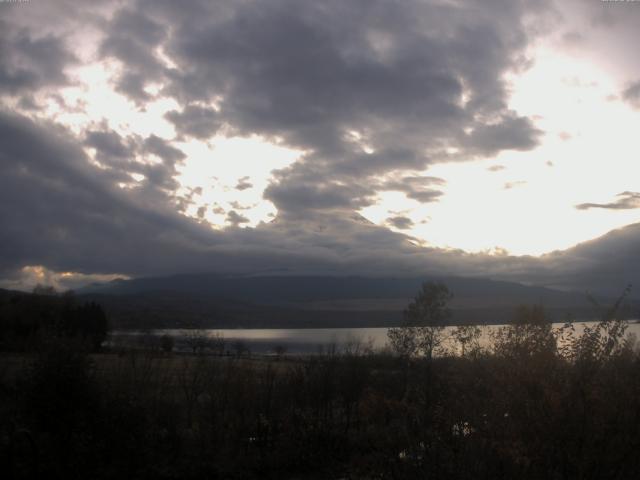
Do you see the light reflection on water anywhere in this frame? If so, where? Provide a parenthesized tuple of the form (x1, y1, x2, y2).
(110, 320, 640, 355)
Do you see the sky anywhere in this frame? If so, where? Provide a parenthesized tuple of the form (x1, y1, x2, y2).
(1, 0, 639, 294)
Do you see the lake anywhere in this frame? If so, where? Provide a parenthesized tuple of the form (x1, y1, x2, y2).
(110, 320, 640, 355)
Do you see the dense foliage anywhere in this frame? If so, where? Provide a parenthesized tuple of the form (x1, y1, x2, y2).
(0, 287, 108, 352)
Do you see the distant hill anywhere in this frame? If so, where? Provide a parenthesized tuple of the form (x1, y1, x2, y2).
(80, 274, 590, 306)
(76, 274, 637, 329)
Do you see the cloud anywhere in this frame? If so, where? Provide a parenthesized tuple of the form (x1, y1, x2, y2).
(2, 109, 636, 296)
(226, 210, 250, 227)
(9, 0, 637, 296)
(558, 132, 571, 141)
(94, 0, 544, 216)
(212, 205, 225, 215)
(575, 191, 640, 211)
(381, 175, 446, 203)
(487, 165, 506, 172)
(85, 129, 131, 158)
(537, 222, 640, 296)
(622, 81, 640, 109)
(386, 216, 414, 230)
(504, 181, 527, 190)
(98, 7, 169, 101)
(83, 127, 184, 191)
(0, 265, 128, 292)
(561, 31, 584, 46)
(0, 19, 77, 95)
(2, 0, 548, 222)
(235, 176, 253, 191)
(461, 113, 542, 156)
(229, 201, 251, 211)
(165, 104, 222, 140)
(143, 134, 186, 163)
(552, 0, 640, 88)
(0, 110, 541, 285)
(264, 173, 375, 215)
(0, 110, 220, 277)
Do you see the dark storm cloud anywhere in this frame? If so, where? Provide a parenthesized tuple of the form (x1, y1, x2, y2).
(143, 134, 186, 164)
(9, 109, 522, 284)
(140, 134, 186, 189)
(83, 128, 183, 191)
(12, 0, 634, 295)
(235, 176, 253, 191)
(99, 7, 169, 101)
(0, 110, 461, 280)
(622, 81, 640, 109)
(226, 210, 250, 227)
(0, 111, 228, 277)
(575, 192, 640, 211)
(537, 222, 640, 296)
(165, 104, 222, 140)
(461, 113, 542, 156)
(0, 19, 76, 94)
(381, 175, 446, 203)
(387, 216, 414, 230)
(264, 175, 375, 215)
(85, 129, 131, 158)
(2, 107, 634, 294)
(332, 149, 426, 177)
(93, 0, 544, 214)
(2, 109, 538, 282)
(175, 186, 203, 214)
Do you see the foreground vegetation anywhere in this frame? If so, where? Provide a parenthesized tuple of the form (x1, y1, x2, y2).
(2, 284, 640, 479)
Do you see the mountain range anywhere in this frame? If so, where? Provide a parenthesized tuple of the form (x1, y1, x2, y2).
(77, 274, 638, 330)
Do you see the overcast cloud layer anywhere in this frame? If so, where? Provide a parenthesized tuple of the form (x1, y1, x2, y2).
(1, 0, 639, 295)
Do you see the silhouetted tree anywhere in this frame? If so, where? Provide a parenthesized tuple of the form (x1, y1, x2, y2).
(452, 323, 482, 356)
(0, 289, 108, 352)
(273, 344, 287, 358)
(492, 304, 555, 359)
(160, 334, 174, 354)
(76, 302, 109, 351)
(388, 281, 452, 359)
(185, 329, 211, 355)
(32, 284, 57, 296)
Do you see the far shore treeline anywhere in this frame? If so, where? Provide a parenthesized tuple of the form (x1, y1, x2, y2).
(0, 286, 108, 352)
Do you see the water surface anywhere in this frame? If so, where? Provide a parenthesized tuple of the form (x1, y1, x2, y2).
(111, 320, 640, 355)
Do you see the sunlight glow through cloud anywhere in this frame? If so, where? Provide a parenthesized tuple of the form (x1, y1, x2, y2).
(28, 49, 640, 254)
(21, 59, 304, 230)
(13, 43, 640, 256)
(175, 136, 303, 228)
(43, 62, 179, 138)
(360, 46, 640, 256)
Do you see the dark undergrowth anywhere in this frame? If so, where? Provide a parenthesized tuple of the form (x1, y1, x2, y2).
(2, 320, 640, 479)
